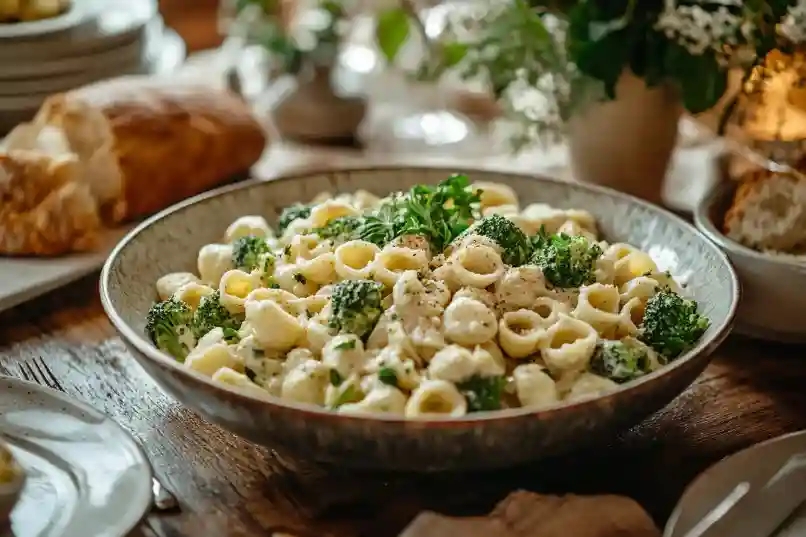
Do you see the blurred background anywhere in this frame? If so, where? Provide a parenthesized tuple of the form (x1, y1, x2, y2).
(159, 0, 220, 52)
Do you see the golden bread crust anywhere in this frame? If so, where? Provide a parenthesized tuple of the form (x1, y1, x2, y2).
(51, 77, 268, 221)
(0, 150, 101, 256)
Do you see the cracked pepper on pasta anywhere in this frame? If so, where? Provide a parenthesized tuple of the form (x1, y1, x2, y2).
(146, 175, 710, 418)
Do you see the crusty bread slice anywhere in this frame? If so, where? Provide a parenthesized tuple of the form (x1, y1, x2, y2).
(724, 170, 806, 253)
(0, 149, 101, 255)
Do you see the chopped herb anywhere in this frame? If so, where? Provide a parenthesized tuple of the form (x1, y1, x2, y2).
(378, 367, 398, 387)
(457, 375, 506, 412)
(245, 367, 257, 382)
(293, 273, 307, 284)
(253, 348, 265, 358)
(331, 384, 360, 409)
(222, 327, 241, 343)
(329, 369, 343, 386)
(334, 338, 357, 351)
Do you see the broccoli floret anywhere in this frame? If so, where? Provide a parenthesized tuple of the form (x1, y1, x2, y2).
(328, 279, 384, 338)
(313, 215, 363, 243)
(192, 291, 244, 339)
(530, 232, 602, 288)
(639, 288, 710, 359)
(146, 297, 194, 361)
(232, 235, 271, 271)
(463, 214, 531, 266)
(278, 203, 312, 233)
(591, 339, 654, 383)
(457, 375, 506, 412)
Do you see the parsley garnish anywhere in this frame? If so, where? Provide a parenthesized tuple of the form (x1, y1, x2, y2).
(378, 367, 398, 388)
(293, 273, 307, 284)
(329, 369, 343, 387)
(331, 384, 360, 409)
(334, 339, 357, 351)
(222, 327, 240, 343)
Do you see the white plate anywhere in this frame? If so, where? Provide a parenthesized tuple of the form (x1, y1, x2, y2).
(665, 430, 806, 537)
(0, 377, 152, 537)
(0, 32, 146, 80)
(0, 226, 133, 313)
(0, 27, 185, 134)
(0, 2, 88, 39)
(0, 23, 179, 96)
(0, 0, 155, 44)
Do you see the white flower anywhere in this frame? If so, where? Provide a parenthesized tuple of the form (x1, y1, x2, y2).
(655, 1, 746, 62)
(781, 0, 806, 44)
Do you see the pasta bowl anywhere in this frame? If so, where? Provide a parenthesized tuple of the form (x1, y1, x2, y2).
(694, 180, 806, 343)
(101, 166, 738, 471)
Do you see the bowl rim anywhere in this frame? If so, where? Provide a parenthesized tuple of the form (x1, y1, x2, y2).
(100, 165, 740, 427)
(694, 180, 806, 270)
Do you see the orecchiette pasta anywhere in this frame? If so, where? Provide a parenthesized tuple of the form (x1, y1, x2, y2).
(334, 240, 380, 280)
(405, 380, 467, 418)
(225, 216, 272, 242)
(513, 364, 559, 408)
(539, 314, 598, 375)
(442, 297, 498, 346)
(147, 177, 709, 418)
(245, 297, 303, 352)
(371, 246, 428, 287)
(174, 282, 215, 312)
(339, 383, 407, 415)
(197, 243, 234, 285)
(157, 272, 200, 301)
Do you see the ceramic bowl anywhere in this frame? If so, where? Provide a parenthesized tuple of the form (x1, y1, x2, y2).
(694, 181, 806, 343)
(0, 442, 25, 523)
(101, 167, 739, 471)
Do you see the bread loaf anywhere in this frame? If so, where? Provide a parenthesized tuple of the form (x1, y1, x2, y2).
(36, 76, 268, 221)
(0, 77, 267, 255)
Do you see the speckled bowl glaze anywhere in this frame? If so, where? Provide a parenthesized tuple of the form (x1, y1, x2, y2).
(695, 181, 806, 343)
(101, 167, 739, 471)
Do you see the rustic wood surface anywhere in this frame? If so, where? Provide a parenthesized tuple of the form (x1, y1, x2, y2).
(1, 3, 804, 537)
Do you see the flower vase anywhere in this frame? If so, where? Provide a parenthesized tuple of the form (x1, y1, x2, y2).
(272, 64, 368, 146)
(568, 71, 683, 204)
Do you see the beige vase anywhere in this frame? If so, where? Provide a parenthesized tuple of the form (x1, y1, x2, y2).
(568, 71, 683, 204)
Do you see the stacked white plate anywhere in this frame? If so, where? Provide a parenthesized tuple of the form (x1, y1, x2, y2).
(0, 0, 187, 133)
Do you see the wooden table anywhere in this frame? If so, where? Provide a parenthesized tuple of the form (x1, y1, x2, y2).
(0, 141, 805, 536)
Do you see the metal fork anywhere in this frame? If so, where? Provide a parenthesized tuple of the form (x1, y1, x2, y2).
(18, 358, 178, 512)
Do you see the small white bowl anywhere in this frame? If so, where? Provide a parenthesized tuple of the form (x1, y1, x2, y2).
(0, 445, 25, 523)
(694, 181, 806, 343)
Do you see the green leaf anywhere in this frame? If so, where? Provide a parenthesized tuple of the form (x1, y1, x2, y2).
(376, 8, 411, 63)
(378, 367, 398, 387)
(441, 42, 468, 69)
(329, 369, 343, 387)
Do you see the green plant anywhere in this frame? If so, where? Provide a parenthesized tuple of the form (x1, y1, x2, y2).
(374, 0, 805, 144)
